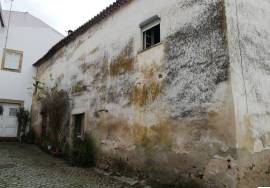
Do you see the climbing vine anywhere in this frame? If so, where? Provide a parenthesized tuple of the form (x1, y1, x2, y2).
(34, 75, 70, 154)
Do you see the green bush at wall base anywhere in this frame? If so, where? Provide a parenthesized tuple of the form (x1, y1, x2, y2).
(70, 135, 96, 167)
(22, 128, 36, 144)
(151, 181, 205, 188)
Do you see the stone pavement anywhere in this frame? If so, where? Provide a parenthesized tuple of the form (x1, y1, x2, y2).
(0, 143, 131, 188)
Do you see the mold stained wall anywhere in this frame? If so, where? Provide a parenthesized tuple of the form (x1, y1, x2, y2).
(225, 0, 270, 187)
(34, 0, 236, 186)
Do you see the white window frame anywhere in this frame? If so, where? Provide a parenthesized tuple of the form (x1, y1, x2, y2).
(1, 48, 23, 73)
(140, 16, 161, 50)
(9, 108, 18, 117)
(141, 19, 160, 33)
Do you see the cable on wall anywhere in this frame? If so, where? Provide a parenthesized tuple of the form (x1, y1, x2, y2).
(4, 0, 13, 49)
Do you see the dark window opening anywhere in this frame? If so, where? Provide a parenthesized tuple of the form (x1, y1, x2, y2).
(74, 113, 84, 139)
(143, 24, 160, 49)
(0, 106, 3, 116)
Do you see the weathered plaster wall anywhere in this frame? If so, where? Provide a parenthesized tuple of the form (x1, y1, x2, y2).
(33, 0, 236, 186)
(225, 0, 270, 187)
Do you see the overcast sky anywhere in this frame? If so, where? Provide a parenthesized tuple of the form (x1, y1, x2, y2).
(1, 0, 116, 35)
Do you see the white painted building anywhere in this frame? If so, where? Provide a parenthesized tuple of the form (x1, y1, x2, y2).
(0, 5, 63, 138)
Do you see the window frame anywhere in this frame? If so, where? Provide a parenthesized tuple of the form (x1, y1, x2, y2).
(0, 105, 3, 116)
(8, 108, 18, 117)
(73, 113, 85, 139)
(140, 16, 161, 50)
(1, 48, 23, 73)
(143, 24, 160, 50)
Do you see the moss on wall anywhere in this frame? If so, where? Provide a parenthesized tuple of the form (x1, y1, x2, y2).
(33, 0, 239, 186)
(164, 0, 229, 119)
(109, 40, 134, 77)
(132, 80, 163, 107)
(71, 80, 88, 95)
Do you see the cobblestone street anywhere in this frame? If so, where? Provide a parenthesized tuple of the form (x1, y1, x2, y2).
(0, 143, 130, 188)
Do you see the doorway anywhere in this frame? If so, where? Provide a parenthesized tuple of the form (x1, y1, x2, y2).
(0, 102, 21, 138)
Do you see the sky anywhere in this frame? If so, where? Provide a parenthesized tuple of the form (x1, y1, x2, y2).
(1, 0, 116, 35)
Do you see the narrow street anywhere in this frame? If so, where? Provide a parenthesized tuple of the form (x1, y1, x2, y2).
(0, 143, 130, 188)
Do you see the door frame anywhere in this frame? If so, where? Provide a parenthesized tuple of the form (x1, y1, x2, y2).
(0, 98, 24, 139)
(0, 99, 24, 106)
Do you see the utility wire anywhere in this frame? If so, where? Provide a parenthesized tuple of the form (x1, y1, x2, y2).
(4, 0, 13, 49)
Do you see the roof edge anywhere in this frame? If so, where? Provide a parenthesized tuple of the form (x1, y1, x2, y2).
(26, 11, 64, 37)
(0, 3, 4, 27)
(34, 0, 133, 67)
(1, 10, 64, 37)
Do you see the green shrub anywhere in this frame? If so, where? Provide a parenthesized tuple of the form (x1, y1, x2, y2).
(23, 128, 36, 144)
(62, 142, 70, 160)
(41, 90, 69, 150)
(151, 181, 204, 188)
(17, 107, 30, 140)
(111, 157, 132, 173)
(70, 135, 96, 167)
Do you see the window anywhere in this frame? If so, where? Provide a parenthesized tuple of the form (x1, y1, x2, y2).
(0, 106, 3, 116)
(9, 108, 17, 117)
(143, 24, 160, 49)
(140, 15, 161, 50)
(73, 113, 85, 139)
(1, 48, 23, 72)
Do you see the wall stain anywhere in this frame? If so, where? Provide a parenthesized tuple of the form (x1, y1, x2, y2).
(89, 47, 100, 55)
(109, 40, 134, 77)
(132, 80, 163, 107)
(71, 80, 88, 95)
(132, 65, 164, 107)
(32, 0, 239, 186)
(180, 0, 203, 8)
(164, 0, 229, 119)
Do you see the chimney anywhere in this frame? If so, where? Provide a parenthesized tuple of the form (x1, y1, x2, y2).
(67, 30, 73, 35)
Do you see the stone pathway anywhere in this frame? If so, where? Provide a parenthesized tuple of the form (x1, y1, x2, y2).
(0, 143, 131, 188)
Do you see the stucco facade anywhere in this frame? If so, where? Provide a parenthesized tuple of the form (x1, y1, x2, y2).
(226, 0, 270, 187)
(0, 9, 63, 138)
(32, 0, 270, 187)
(0, 10, 63, 110)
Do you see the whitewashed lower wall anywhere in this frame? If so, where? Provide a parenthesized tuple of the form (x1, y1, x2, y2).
(226, 0, 270, 187)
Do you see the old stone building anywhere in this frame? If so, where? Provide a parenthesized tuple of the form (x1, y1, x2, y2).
(32, 0, 270, 187)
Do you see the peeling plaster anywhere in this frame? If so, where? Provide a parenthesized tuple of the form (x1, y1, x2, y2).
(31, 0, 270, 187)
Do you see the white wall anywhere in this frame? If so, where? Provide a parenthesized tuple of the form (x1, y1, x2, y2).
(225, 0, 270, 187)
(226, 0, 270, 152)
(34, 0, 236, 186)
(0, 10, 63, 109)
